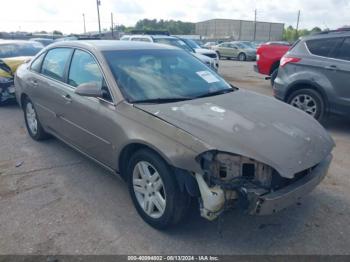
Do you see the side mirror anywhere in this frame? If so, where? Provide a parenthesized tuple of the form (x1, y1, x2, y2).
(75, 82, 103, 97)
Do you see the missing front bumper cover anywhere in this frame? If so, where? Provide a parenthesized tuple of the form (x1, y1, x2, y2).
(195, 153, 332, 220)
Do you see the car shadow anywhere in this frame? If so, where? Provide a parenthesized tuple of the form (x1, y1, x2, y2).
(322, 115, 350, 134)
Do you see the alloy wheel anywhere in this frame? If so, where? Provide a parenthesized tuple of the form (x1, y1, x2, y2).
(132, 161, 166, 219)
(290, 94, 317, 117)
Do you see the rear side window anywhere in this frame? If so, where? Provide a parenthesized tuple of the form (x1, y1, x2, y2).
(334, 38, 350, 61)
(306, 37, 343, 57)
(131, 37, 151, 42)
(41, 48, 72, 81)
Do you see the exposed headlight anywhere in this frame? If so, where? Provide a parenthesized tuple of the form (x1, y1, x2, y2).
(196, 151, 273, 188)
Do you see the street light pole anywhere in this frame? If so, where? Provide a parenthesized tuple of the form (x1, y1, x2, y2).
(96, 0, 102, 35)
(253, 9, 257, 41)
(295, 10, 301, 40)
(83, 13, 86, 34)
(111, 13, 114, 38)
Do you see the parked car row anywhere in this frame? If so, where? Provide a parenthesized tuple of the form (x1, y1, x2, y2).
(212, 41, 257, 61)
(12, 40, 334, 229)
(120, 34, 219, 71)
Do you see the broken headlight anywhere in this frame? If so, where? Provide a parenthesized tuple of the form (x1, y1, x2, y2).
(196, 151, 273, 189)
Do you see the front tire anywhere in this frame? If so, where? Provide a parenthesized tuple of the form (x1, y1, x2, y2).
(127, 149, 190, 229)
(23, 97, 50, 140)
(287, 89, 325, 121)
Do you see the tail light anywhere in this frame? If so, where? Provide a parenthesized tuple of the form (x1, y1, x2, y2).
(280, 56, 301, 67)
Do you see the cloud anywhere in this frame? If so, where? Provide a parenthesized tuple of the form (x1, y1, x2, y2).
(0, 0, 349, 33)
(112, 0, 144, 14)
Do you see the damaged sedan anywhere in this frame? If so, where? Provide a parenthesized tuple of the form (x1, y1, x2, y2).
(0, 40, 43, 105)
(14, 41, 334, 229)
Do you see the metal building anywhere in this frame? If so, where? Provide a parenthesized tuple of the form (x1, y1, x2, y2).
(196, 19, 284, 41)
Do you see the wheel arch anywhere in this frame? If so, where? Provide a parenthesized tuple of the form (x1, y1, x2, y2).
(269, 61, 280, 75)
(20, 93, 29, 109)
(118, 142, 199, 196)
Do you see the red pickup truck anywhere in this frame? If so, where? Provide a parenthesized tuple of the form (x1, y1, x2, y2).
(254, 42, 291, 86)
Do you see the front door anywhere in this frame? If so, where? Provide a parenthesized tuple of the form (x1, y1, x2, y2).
(54, 49, 116, 166)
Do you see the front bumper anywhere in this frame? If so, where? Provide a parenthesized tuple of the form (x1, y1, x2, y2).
(249, 154, 332, 215)
(0, 78, 16, 103)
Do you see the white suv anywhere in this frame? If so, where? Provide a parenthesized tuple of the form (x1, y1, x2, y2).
(120, 35, 218, 71)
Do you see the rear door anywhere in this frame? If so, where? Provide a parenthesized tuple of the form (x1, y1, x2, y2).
(218, 43, 230, 57)
(229, 44, 239, 58)
(330, 37, 350, 114)
(304, 37, 346, 114)
(30, 48, 73, 131)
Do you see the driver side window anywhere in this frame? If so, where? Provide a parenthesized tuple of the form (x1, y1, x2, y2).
(68, 49, 113, 102)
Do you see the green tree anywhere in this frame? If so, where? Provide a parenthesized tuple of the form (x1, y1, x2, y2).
(53, 30, 63, 35)
(133, 19, 195, 34)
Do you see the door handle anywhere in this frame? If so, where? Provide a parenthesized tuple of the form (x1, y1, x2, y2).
(325, 65, 338, 70)
(30, 80, 38, 87)
(62, 94, 72, 103)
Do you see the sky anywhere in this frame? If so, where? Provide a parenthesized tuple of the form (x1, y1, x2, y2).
(0, 0, 349, 34)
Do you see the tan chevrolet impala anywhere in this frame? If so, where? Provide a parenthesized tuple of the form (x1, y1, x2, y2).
(14, 41, 334, 229)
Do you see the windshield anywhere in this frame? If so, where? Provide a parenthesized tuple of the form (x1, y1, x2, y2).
(184, 39, 200, 49)
(235, 43, 248, 49)
(104, 49, 231, 103)
(0, 42, 43, 58)
(241, 42, 254, 48)
(153, 38, 193, 52)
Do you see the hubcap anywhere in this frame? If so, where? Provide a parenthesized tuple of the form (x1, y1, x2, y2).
(26, 102, 38, 135)
(132, 161, 166, 219)
(290, 94, 317, 117)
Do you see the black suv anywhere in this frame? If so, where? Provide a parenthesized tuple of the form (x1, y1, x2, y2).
(274, 29, 350, 120)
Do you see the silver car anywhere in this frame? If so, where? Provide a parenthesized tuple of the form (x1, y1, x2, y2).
(15, 41, 334, 229)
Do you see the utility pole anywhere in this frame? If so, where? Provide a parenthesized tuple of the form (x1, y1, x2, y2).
(295, 10, 301, 40)
(82, 13, 86, 34)
(111, 13, 114, 38)
(96, 0, 102, 35)
(253, 9, 257, 41)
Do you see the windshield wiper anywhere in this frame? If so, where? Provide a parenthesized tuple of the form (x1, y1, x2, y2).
(131, 97, 192, 104)
(194, 88, 234, 99)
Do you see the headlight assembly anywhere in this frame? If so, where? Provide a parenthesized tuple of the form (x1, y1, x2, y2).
(196, 151, 273, 189)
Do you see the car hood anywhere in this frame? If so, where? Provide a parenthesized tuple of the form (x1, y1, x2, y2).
(0, 56, 32, 78)
(135, 90, 334, 178)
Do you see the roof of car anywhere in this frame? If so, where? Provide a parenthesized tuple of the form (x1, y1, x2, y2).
(48, 40, 179, 51)
(0, 39, 41, 45)
(300, 30, 350, 41)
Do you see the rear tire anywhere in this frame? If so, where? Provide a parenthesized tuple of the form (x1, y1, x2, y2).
(127, 149, 190, 229)
(287, 89, 325, 121)
(23, 97, 50, 140)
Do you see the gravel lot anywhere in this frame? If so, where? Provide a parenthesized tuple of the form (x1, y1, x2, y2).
(0, 60, 350, 255)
